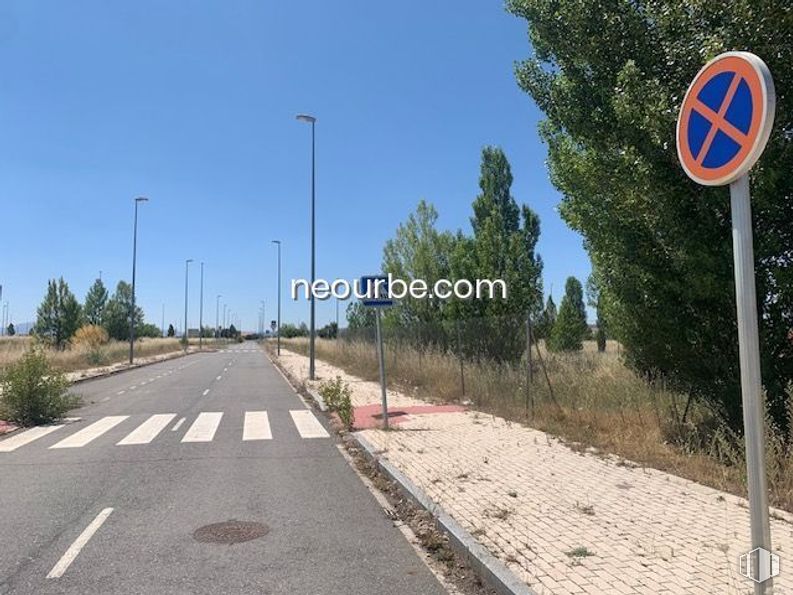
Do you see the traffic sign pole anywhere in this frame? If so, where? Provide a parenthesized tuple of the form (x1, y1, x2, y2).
(375, 309, 389, 429)
(677, 51, 777, 592)
(730, 174, 772, 595)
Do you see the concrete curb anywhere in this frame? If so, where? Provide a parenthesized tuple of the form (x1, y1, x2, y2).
(354, 432, 536, 595)
(306, 388, 328, 412)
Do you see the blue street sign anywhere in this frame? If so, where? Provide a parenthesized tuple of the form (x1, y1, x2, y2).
(360, 275, 393, 307)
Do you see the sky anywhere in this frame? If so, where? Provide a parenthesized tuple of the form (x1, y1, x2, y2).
(0, 1, 591, 333)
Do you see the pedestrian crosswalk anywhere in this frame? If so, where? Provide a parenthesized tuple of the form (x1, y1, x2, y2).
(0, 409, 329, 453)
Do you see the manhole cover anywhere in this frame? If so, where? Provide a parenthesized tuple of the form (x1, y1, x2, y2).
(193, 521, 269, 544)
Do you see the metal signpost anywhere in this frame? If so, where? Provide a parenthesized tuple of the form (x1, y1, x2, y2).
(677, 51, 776, 593)
(361, 275, 394, 429)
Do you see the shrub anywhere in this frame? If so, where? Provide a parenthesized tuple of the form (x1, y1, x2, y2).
(73, 325, 109, 348)
(319, 375, 353, 431)
(0, 348, 80, 426)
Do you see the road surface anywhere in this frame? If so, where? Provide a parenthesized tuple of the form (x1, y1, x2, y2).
(0, 343, 446, 595)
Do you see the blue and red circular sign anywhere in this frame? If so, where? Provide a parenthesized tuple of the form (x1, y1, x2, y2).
(677, 51, 775, 186)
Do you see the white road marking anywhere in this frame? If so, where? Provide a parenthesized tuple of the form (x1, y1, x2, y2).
(130, 386, 137, 390)
(117, 414, 176, 445)
(216, 375, 222, 381)
(46, 508, 113, 579)
(101, 397, 110, 402)
(50, 416, 129, 449)
(181, 412, 223, 442)
(171, 418, 185, 432)
(289, 410, 329, 438)
(223, 367, 228, 372)
(117, 390, 125, 396)
(243, 411, 272, 441)
(202, 389, 210, 396)
(0, 425, 64, 452)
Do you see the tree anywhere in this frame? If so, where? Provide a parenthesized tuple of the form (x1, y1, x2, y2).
(34, 278, 83, 349)
(451, 146, 544, 361)
(548, 277, 588, 352)
(137, 323, 162, 338)
(318, 322, 338, 339)
(586, 274, 607, 353)
(534, 295, 557, 340)
(167, 324, 175, 338)
(103, 281, 143, 341)
(6, 323, 15, 336)
(466, 147, 543, 321)
(507, 0, 793, 430)
(382, 200, 457, 326)
(83, 278, 108, 326)
(346, 302, 375, 331)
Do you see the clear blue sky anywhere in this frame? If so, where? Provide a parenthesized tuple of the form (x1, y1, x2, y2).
(0, 1, 591, 332)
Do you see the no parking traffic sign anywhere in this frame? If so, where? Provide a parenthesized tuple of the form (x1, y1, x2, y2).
(677, 51, 775, 186)
(677, 51, 778, 592)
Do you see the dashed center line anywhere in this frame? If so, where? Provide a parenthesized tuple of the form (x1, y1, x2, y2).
(216, 376, 222, 381)
(202, 389, 210, 396)
(117, 391, 125, 396)
(171, 418, 185, 432)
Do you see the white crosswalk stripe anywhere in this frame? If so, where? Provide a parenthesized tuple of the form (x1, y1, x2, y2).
(181, 412, 223, 443)
(1, 409, 329, 453)
(50, 416, 129, 449)
(289, 410, 330, 438)
(243, 411, 272, 441)
(117, 414, 176, 445)
(0, 424, 65, 452)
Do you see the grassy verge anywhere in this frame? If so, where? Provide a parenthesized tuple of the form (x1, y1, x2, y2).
(280, 337, 793, 512)
(0, 336, 195, 374)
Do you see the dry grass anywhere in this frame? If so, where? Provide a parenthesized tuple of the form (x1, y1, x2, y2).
(282, 337, 793, 512)
(0, 336, 189, 374)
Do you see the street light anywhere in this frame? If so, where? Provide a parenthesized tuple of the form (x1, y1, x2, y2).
(130, 196, 149, 364)
(216, 294, 222, 339)
(184, 259, 193, 352)
(199, 262, 205, 351)
(272, 240, 282, 356)
(296, 113, 317, 379)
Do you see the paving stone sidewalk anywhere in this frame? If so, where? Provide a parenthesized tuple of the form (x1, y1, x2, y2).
(278, 351, 793, 594)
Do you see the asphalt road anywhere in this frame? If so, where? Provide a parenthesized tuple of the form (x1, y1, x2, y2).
(0, 343, 447, 595)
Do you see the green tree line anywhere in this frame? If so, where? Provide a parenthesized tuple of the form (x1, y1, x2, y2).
(346, 146, 593, 358)
(33, 277, 162, 349)
(506, 0, 793, 432)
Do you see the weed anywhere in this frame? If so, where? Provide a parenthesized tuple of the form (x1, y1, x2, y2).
(319, 376, 354, 431)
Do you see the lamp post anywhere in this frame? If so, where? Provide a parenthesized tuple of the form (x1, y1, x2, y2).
(184, 259, 193, 352)
(199, 262, 204, 351)
(271, 240, 282, 356)
(130, 196, 148, 364)
(296, 113, 316, 380)
(216, 294, 222, 339)
(223, 304, 227, 339)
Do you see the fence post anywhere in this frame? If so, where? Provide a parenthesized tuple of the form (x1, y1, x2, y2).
(456, 320, 466, 397)
(526, 313, 534, 416)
